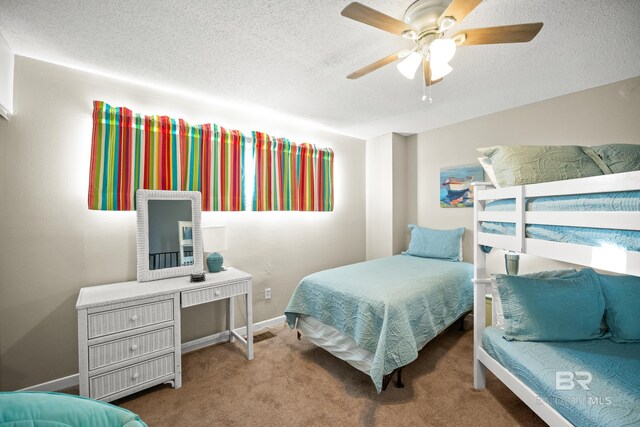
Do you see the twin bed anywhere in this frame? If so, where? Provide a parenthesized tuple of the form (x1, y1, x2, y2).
(285, 254, 473, 392)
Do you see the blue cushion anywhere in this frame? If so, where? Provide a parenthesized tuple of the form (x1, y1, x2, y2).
(597, 273, 640, 343)
(0, 391, 147, 427)
(496, 268, 606, 341)
(492, 269, 577, 330)
(403, 225, 464, 261)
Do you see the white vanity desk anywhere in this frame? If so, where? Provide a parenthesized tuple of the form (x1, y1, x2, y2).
(76, 267, 253, 402)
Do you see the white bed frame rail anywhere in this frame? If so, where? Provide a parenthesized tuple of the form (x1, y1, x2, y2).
(475, 171, 640, 276)
(473, 170, 640, 427)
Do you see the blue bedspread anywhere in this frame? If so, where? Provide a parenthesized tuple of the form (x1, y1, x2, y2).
(285, 255, 473, 392)
(483, 327, 640, 427)
(485, 191, 640, 212)
(481, 191, 640, 251)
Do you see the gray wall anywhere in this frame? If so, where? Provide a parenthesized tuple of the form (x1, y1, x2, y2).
(391, 133, 408, 255)
(0, 56, 366, 390)
(365, 133, 409, 259)
(409, 76, 640, 272)
(365, 133, 393, 260)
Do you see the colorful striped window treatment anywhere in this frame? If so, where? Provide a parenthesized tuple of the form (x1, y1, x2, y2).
(88, 101, 245, 210)
(252, 131, 334, 211)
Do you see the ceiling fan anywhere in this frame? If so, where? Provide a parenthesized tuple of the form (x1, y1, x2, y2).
(341, 0, 543, 89)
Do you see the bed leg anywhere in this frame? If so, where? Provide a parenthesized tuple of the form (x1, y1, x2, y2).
(382, 368, 405, 391)
(458, 311, 471, 331)
(395, 367, 404, 388)
(474, 359, 486, 390)
(382, 373, 393, 391)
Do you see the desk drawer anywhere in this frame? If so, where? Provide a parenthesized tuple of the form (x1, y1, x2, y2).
(89, 353, 174, 400)
(182, 281, 249, 308)
(88, 327, 174, 371)
(88, 299, 174, 339)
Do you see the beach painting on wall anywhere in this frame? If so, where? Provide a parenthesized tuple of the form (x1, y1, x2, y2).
(440, 163, 485, 208)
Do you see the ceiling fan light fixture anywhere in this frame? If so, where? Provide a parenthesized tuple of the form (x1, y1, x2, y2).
(397, 51, 423, 79)
(429, 38, 456, 64)
(430, 62, 452, 81)
(340, 0, 544, 95)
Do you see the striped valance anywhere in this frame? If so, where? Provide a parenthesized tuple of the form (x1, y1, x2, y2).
(88, 101, 244, 210)
(252, 131, 333, 211)
(208, 125, 245, 211)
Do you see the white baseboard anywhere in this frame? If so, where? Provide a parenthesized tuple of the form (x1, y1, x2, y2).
(181, 314, 286, 354)
(234, 314, 287, 338)
(19, 373, 80, 392)
(18, 315, 288, 392)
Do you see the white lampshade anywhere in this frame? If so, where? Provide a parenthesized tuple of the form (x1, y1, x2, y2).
(430, 62, 453, 81)
(429, 38, 456, 64)
(396, 51, 423, 79)
(202, 226, 228, 252)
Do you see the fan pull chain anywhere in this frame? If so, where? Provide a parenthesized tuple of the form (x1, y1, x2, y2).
(422, 60, 427, 102)
(422, 81, 433, 103)
(421, 60, 433, 104)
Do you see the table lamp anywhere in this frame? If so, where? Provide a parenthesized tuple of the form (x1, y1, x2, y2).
(202, 226, 228, 273)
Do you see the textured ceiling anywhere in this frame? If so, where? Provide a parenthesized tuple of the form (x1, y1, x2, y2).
(1, 0, 640, 139)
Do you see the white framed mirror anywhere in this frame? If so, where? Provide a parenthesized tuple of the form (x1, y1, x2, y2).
(136, 189, 203, 282)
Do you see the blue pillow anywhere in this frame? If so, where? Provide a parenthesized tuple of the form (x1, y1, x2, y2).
(492, 269, 577, 330)
(597, 273, 640, 343)
(496, 268, 606, 341)
(403, 225, 464, 261)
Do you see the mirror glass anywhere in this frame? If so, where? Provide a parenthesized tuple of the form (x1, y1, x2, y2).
(148, 200, 193, 270)
(136, 190, 203, 282)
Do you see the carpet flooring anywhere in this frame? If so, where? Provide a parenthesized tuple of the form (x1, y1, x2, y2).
(102, 322, 546, 427)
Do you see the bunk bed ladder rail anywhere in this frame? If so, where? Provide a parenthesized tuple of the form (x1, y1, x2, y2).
(472, 182, 492, 390)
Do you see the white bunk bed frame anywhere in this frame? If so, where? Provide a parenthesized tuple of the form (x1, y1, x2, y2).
(472, 170, 640, 427)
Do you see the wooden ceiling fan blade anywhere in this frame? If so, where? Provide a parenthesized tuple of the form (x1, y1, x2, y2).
(438, 0, 482, 27)
(423, 59, 442, 86)
(455, 23, 544, 46)
(347, 50, 406, 79)
(341, 2, 415, 37)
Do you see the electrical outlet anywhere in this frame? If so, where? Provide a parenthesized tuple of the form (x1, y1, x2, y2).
(264, 288, 271, 300)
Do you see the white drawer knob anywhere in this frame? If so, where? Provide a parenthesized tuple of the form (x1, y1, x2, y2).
(130, 315, 138, 322)
(214, 290, 221, 296)
(130, 344, 138, 352)
(132, 372, 139, 380)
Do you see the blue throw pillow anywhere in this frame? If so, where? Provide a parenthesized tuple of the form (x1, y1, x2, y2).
(403, 225, 464, 261)
(492, 269, 577, 330)
(597, 273, 640, 343)
(496, 268, 606, 341)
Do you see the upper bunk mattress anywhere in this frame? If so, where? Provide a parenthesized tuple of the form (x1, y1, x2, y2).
(481, 191, 640, 252)
(483, 326, 640, 427)
(285, 255, 473, 392)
